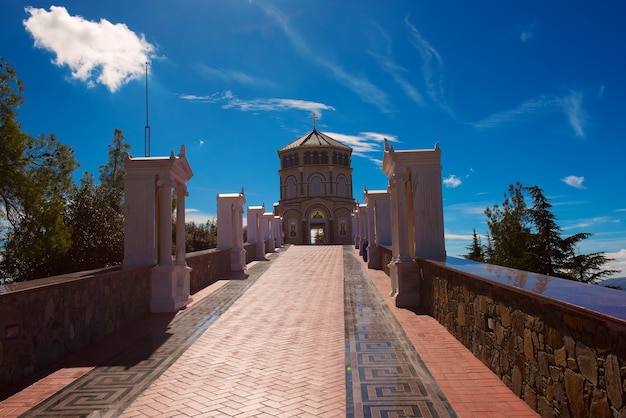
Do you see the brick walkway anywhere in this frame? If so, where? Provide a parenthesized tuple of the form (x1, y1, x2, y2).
(0, 245, 537, 417)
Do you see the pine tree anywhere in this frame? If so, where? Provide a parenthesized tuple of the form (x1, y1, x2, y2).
(464, 228, 485, 261)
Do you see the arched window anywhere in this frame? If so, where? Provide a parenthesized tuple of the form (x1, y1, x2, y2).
(313, 151, 320, 164)
(311, 176, 322, 196)
(286, 176, 297, 198)
(294, 153, 300, 165)
(304, 152, 311, 164)
(282, 156, 288, 169)
(322, 151, 328, 164)
(332, 152, 337, 164)
(337, 175, 348, 197)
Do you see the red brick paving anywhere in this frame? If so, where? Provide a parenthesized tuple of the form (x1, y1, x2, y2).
(0, 245, 538, 417)
(360, 250, 538, 417)
(122, 245, 346, 418)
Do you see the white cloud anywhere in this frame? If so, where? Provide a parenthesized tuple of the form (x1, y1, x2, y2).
(367, 21, 424, 106)
(324, 131, 398, 159)
(404, 16, 451, 114)
(23, 6, 155, 92)
(472, 90, 587, 138)
(194, 64, 272, 87)
(520, 23, 536, 44)
(258, 3, 391, 113)
(180, 91, 335, 117)
(443, 174, 462, 188)
(605, 249, 626, 278)
(445, 233, 474, 240)
(185, 208, 216, 225)
(562, 175, 585, 189)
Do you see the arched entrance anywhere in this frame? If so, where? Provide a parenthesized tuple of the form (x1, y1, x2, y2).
(308, 208, 327, 244)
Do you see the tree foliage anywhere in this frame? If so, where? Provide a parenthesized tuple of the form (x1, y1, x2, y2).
(64, 172, 124, 271)
(465, 183, 617, 283)
(184, 220, 218, 253)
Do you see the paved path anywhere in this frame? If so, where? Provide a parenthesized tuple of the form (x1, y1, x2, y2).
(0, 245, 537, 417)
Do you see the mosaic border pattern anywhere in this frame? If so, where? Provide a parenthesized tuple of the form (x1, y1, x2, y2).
(343, 246, 456, 418)
(20, 254, 279, 417)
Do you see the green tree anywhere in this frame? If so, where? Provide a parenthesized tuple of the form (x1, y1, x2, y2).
(478, 182, 617, 283)
(64, 172, 124, 271)
(99, 128, 129, 193)
(484, 182, 532, 270)
(1, 133, 78, 281)
(184, 220, 218, 252)
(464, 228, 485, 262)
(0, 59, 79, 281)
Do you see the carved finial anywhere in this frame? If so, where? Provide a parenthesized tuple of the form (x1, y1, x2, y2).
(384, 138, 394, 152)
(311, 112, 318, 131)
(179, 144, 186, 157)
(241, 186, 245, 196)
(434, 141, 440, 150)
(364, 184, 368, 194)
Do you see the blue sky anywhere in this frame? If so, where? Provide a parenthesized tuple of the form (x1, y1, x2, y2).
(2, 1, 625, 277)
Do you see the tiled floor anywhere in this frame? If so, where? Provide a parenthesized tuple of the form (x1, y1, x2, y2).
(0, 245, 537, 417)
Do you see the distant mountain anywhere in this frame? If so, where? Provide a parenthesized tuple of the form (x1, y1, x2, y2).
(599, 277, 626, 291)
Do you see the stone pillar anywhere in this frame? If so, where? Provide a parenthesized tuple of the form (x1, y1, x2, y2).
(352, 210, 359, 249)
(123, 145, 194, 313)
(357, 204, 368, 255)
(217, 190, 246, 271)
(247, 205, 265, 260)
(364, 189, 391, 270)
(273, 216, 283, 247)
(247, 205, 265, 259)
(382, 142, 446, 307)
(264, 212, 275, 252)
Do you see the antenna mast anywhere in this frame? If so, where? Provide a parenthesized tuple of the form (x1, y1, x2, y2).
(144, 62, 151, 157)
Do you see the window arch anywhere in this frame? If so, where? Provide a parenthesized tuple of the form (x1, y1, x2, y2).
(286, 176, 297, 198)
(337, 175, 348, 197)
(311, 175, 322, 196)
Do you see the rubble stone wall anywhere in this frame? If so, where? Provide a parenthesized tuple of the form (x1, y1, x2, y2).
(419, 260, 626, 418)
(187, 248, 232, 294)
(0, 266, 151, 388)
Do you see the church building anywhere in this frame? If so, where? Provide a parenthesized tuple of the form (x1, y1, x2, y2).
(274, 122, 356, 245)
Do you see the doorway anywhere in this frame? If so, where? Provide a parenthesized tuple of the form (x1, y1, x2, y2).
(309, 224, 325, 244)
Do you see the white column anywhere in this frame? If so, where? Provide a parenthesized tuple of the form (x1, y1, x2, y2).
(157, 175, 173, 266)
(175, 183, 188, 266)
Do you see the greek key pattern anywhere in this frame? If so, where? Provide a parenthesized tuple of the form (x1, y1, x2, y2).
(20, 256, 277, 417)
(343, 246, 456, 418)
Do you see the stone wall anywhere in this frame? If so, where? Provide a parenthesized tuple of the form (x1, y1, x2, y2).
(0, 266, 151, 388)
(186, 248, 232, 294)
(419, 260, 626, 418)
(380, 246, 392, 277)
(245, 243, 257, 264)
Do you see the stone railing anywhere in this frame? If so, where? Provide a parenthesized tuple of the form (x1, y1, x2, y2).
(380, 245, 393, 277)
(0, 265, 152, 388)
(186, 248, 232, 293)
(417, 257, 626, 418)
(0, 247, 256, 389)
(244, 243, 257, 264)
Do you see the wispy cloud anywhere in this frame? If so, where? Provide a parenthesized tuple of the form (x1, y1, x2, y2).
(324, 131, 398, 165)
(562, 175, 585, 189)
(472, 90, 587, 138)
(520, 23, 536, 44)
(23, 6, 155, 92)
(185, 208, 216, 224)
(562, 216, 618, 231)
(443, 174, 462, 188)
(367, 21, 424, 106)
(179, 90, 335, 117)
(194, 64, 273, 87)
(404, 16, 451, 114)
(605, 249, 626, 277)
(257, 4, 391, 113)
